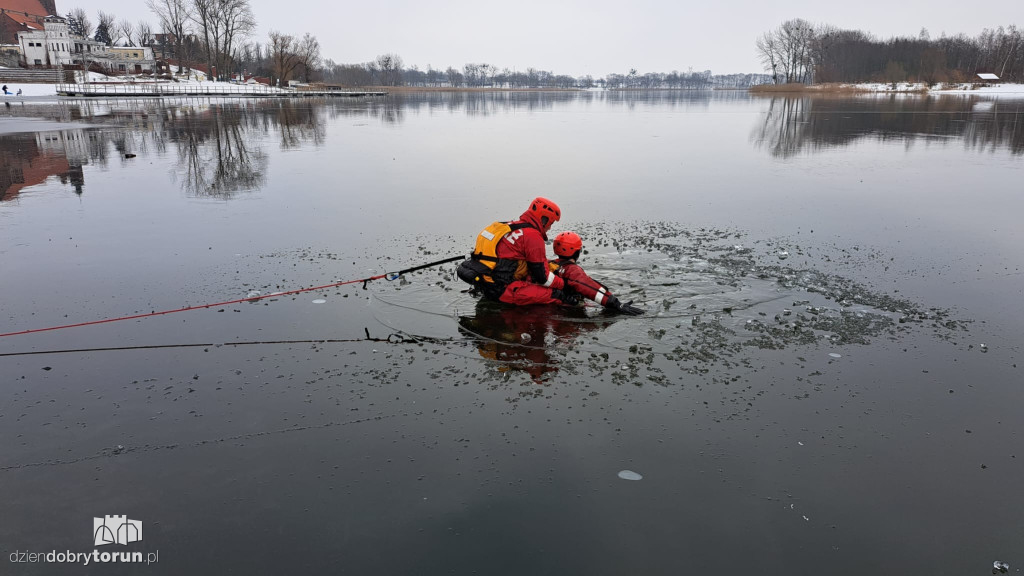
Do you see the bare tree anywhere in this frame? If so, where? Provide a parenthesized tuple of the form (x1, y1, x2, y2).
(324, 62, 373, 86)
(756, 31, 782, 84)
(782, 19, 816, 83)
(232, 40, 262, 76)
(445, 66, 462, 87)
(191, 0, 216, 77)
(146, 0, 189, 67)
(756, 19, 816, 84)
(136, 21, 153, 48)
(191, 0, 255, 80)
(268, 31, 300, 86)
(67, 7, 93, 38)
(118, 19, 136, 46)
(375, 53, 403, 86)
(297, 33, 321, 82)
(214, 0, 256, 80)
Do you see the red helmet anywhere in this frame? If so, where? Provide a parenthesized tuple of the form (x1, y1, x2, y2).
(553, 231, 583, 257)
(525, 197, 561, 231)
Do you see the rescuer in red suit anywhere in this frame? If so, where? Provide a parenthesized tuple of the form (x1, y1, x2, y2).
(551, 231, 644, 315)
(456, 198, 643, 312)
(489, 197, 572, 306)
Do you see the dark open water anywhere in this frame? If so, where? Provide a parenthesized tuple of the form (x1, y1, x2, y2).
(1, 91, 1022, 574)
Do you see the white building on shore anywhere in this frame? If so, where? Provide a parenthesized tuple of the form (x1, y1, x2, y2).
(17, 14, 156, 74)
(106, 46, 156, 74)
(17, 14, 72, 67)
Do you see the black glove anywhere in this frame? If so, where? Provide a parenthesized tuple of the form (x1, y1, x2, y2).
(553, 289, 581, 306)
(605, 295, 644, 316)
(619, 301, 645, 315)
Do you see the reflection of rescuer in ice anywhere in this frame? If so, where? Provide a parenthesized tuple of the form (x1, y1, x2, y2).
(549, 231, 644, 315)
(458, 301, 607, 383)
(457, 197, 642, 314)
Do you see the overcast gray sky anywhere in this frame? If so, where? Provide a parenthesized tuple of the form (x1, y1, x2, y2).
(72, 0, 1018, 76)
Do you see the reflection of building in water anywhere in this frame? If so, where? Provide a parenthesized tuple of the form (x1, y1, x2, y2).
(0, 129, 88, 200)
(37, 129, 88, 193)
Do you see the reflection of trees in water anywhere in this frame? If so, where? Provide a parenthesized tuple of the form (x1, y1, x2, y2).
(751, 97, 813, 157)
(7, 99, 331, 197)
(752, 95, 1024, 157)
(257, 100, 327, 149)
(323, 96, 405, 125)
(600, 89, 745, 111)
(341, 90, 741, 119)
(961, 103, 1024, 154)
(169, 106, 268, 198)
(1, 99, 345, 199)
(369, 92, 562, 118)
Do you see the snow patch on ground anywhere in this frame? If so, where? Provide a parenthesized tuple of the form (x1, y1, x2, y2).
(0, 117, 104, 134)
(2, 77, 286, 99)
(62, 80, 289, 96)
(931, 82, 1024, 95)
(2, 84, 59, 97)
(842, 82, 1024, 96)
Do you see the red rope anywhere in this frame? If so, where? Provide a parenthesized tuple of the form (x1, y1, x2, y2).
(0, 274, 388, 339)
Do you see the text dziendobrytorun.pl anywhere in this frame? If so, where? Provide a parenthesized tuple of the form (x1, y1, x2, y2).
(9, 550, 159, 565)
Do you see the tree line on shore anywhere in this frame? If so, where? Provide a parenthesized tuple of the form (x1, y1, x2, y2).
(757, 19, 1023, 84)
(322, 57, 770, 89)
(49, 3, 1024, 89)
(63, 1, 768, 89)
(61, 0, 321, 86)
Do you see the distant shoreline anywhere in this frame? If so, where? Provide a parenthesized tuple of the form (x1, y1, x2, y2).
(344, 86, 736, 92)
(355, 86, 581, 92)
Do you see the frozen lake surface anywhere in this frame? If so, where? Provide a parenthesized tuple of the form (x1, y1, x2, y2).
(1, 91, 1022, 574)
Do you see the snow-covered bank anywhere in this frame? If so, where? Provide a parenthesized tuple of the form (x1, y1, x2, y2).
(852, 81, 1024, 95)
(0, 69, 289, 99)
(930, 83, 1024, 95)
(60, 80, 292, 96)
(768, 82, 1024, 97)
(1, 80, 295, 99)
(1, 83, 61, 97)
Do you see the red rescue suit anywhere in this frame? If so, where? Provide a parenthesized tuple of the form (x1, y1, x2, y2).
(552, 258, 614, 307)
(492, 211, 565, 306)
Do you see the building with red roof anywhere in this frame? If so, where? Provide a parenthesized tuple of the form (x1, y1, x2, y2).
(1, 0, 57, 45)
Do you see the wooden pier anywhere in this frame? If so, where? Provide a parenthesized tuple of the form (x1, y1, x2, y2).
(55, 83, 385, 98)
